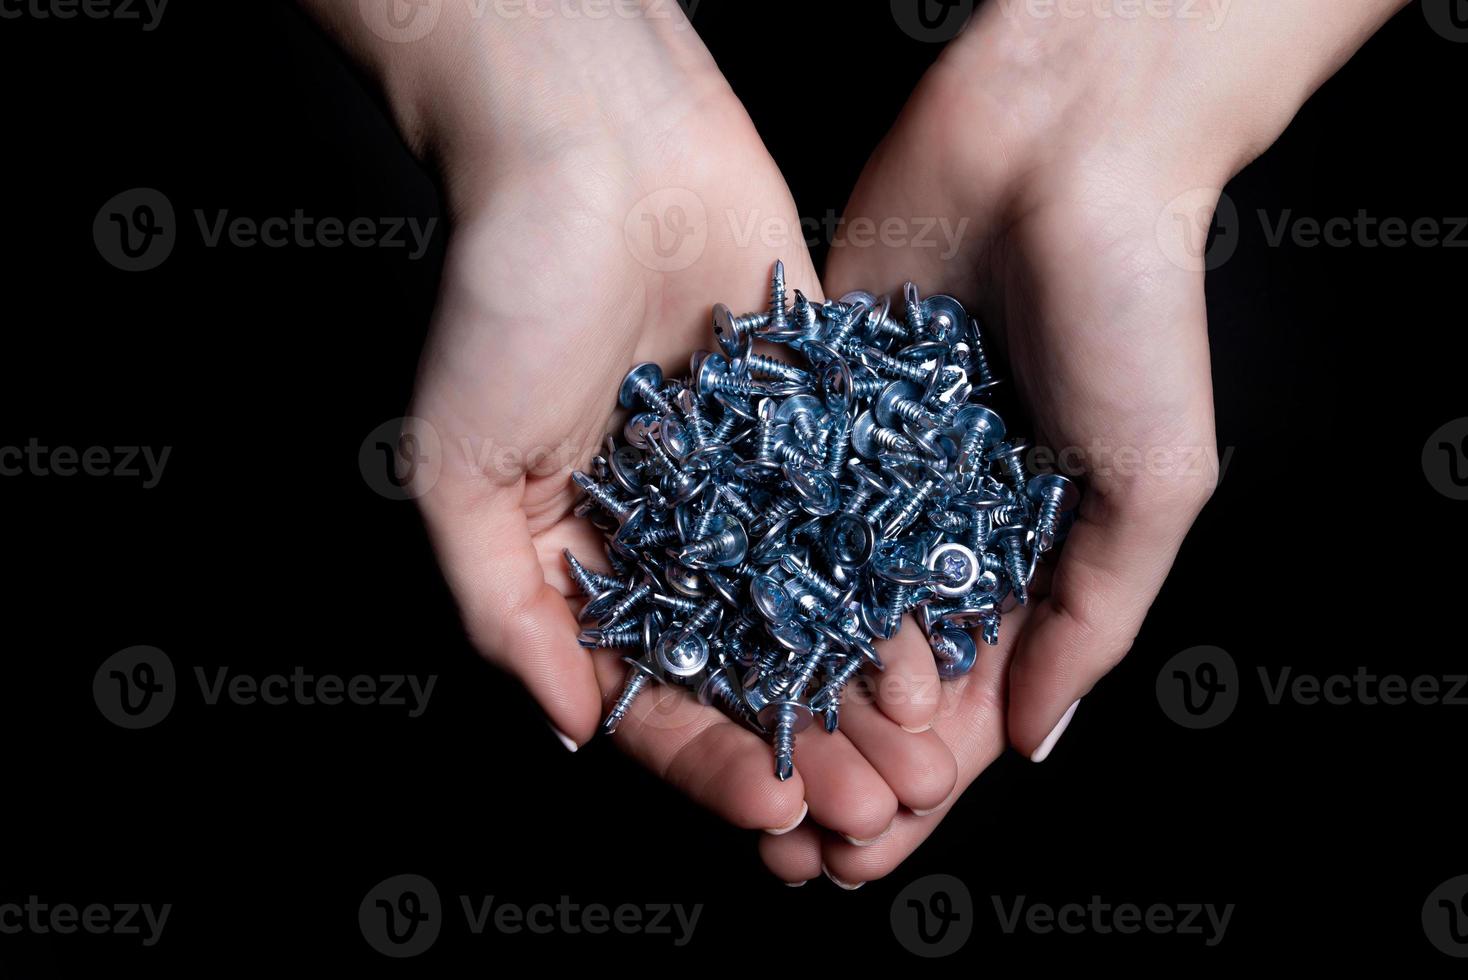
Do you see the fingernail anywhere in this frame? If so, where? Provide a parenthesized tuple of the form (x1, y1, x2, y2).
(842, 821, 892, 847)
(784, 879, 809, 888)
(900, 722, 932, 734)
(910, 795, 952, 818)
(548, 722, 579, 753)
(764, 801, 808, 836)
(822, 863, 865, 891)
(1030, 698, 1080, 763)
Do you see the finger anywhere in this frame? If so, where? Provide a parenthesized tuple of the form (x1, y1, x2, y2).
(863, 619, 945, 732)
(818, 605, 1032, 886)
(590, 651, 809, 835)
(835, 692, 957, 814)
(1007, 472, 1214, 758)
(790, 726, 899, 845)
(421, 488, 606, 748)
(758, 821, 824, 886)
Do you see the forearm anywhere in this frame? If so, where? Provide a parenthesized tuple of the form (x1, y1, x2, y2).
(294, 1, 723, 200)
(939, 0, 1412, 182)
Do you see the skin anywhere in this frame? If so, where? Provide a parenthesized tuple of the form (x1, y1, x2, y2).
(301, 0, 1409, 885)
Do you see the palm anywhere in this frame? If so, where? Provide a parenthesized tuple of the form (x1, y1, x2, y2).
(784, 89, 1218, 886)
(412, 85, 954, 845)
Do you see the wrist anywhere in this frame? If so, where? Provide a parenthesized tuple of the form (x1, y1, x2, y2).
(938, 0, 1410, 187)
(304, 1, 726, 210)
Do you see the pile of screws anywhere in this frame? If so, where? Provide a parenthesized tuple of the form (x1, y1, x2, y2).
(567, 261, 1079, 781)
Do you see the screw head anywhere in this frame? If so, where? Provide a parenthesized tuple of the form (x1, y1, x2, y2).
(618, 362, 664, 410)
(750, 574, 796, 625)
(930, 627, 979, 679)
(825, 512, 876, 569)
(656, 629, 710, 682)
(926, 542, 980, 598)
(1027, 473, 1081, 511)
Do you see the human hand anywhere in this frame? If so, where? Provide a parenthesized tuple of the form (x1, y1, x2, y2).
(763, 0, 1407, 886)
(338, 5, 961, 846)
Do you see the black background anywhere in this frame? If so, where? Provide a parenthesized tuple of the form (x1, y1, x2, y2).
(2, 0, 1465, 972)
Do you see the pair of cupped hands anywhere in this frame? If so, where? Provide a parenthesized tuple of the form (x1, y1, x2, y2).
(360, 2, 1271, 887)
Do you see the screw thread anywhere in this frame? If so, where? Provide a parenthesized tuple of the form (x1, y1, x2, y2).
(755, 414, 779, 463)
(564, 550, 621, 596)
(791, 411, 823, 449)
(1003, 541, 1031, 604)
(711, 374, 765, 398)
(872, 425, 915, 454)
(745, 353, 807, 383)
(716, 485, 759, 526)
(969, 325, 996, 384)
(634, 378, 675, 416)
(682, 598, 722, 636)
(602, 669, 650, 734)
(772, 703, 799, 781)
(967, 510, 992, 553)
(866, 349, 929, 384)
(706, 672, 757, 727)
(782, 556, 843, 606)
(825, 413, 851, 478)
(603, 583, 652, 626)
(893, 395, 933, 426)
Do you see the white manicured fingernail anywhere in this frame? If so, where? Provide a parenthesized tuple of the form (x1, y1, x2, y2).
(842, 821, 892, 847)
(822, 863, 865, 891)
(548, 723, 579, 753)
(1030, 699, 1080, 763)
(765, 802, 808, 836)
(784, 880, 809, 888)
(900, 722, 932, 734)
